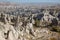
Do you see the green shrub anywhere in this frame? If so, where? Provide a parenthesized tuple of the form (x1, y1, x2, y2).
(35, 19, 40, 27)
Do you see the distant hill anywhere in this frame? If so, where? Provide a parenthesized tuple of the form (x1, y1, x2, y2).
(0, 2, 60, 9)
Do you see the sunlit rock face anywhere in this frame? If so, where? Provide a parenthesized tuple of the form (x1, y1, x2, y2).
(0, 19, 60, 40)
(36, 10, 58, 27)
(0, 7, 60, 40)
(43, 11, 53, 22)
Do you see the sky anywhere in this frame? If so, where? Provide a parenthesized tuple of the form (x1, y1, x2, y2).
(0, 0, 60, 4)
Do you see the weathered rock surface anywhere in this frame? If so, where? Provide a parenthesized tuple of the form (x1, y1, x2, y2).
(0, 22, 60, 40)
(0, 10, 60, 40)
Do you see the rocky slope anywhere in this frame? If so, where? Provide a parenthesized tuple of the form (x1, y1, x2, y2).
(0, 3, 60, 40)
(0, 22, 60, 40)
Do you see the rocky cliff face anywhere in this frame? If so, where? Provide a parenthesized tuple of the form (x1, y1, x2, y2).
(0, 22, 60, 40)
(0, 3, 60, 40)
(0, 13, 60, 40)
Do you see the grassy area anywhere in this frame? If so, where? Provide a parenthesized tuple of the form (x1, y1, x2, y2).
(49, 37, 57, 40)
(51, 26, 60, 33)
(34, 19, 40, 27)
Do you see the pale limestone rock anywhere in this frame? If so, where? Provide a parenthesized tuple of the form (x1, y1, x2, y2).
(0, 31, 6, 40)
(7, 15, 11, 23)
(4, 14, 8, 24)
(8, 31, 16, 40)
(32, 19, 35, 24)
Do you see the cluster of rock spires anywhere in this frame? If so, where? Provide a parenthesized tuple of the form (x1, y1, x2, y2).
(0, 9, 60, 40)
(33, 9, 60, 27)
